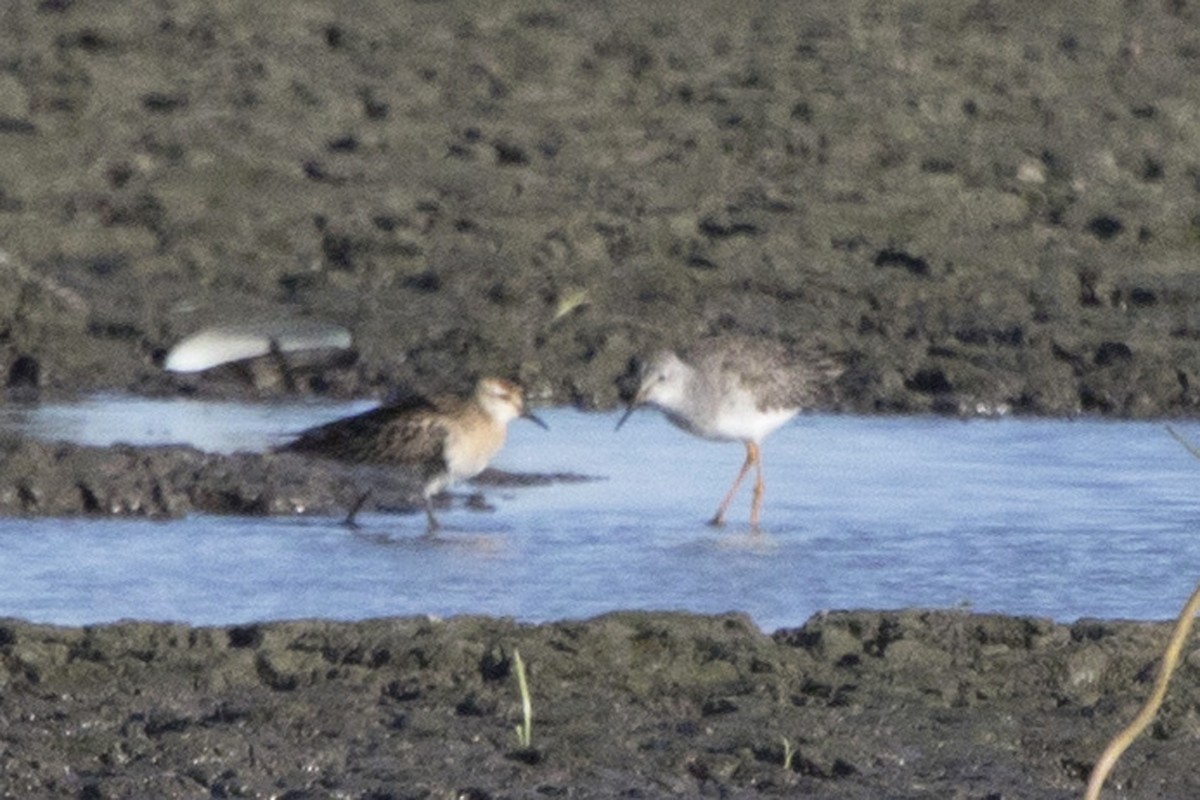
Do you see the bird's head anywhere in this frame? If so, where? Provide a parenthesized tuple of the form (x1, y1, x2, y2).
(476, 378, 548, 429)
(616, 350, 690, 430)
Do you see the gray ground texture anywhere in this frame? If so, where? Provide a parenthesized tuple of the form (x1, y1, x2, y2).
(1, 0, 1200, 797)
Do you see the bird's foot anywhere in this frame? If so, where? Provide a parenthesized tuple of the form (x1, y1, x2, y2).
(342, 491, 372, 529)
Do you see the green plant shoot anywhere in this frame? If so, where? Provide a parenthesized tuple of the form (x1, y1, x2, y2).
(513, 648, 533, 749)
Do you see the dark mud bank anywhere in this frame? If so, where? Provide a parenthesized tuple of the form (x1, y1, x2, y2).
(0, 435, 584, 520)
(0, 436, 424, 519)
(0, 610, 1194, 799)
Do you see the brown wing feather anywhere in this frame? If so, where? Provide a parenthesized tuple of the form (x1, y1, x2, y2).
(686, 335, 843, 409)
(278, 396, 450, 478)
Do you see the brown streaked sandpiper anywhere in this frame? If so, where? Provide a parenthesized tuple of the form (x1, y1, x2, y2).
(279, 377, 546, 533)
(617, 336, 841, 530)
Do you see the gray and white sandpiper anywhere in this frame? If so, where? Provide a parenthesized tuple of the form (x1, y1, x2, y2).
(279, 377, 546, 533)
(617, 336, 840, 530)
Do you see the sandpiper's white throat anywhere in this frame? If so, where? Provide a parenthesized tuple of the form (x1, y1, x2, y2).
(618, 336, 840, 530)
(280, 377, 546, 532)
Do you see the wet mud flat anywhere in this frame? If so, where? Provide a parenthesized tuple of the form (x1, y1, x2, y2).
(1, 0, 1200, 416)
(0, 609, 1195, 799)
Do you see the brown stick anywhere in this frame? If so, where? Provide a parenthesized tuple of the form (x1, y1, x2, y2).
(1084, 581, 1200, 799)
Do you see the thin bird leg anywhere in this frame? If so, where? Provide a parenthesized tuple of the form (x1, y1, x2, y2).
(423, 498, 441, 535)
(710, 441, 759, 527)
(749, 442, 766, 531)
(343, 490, 372, 529)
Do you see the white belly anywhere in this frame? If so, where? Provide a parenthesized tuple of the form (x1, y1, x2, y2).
(664, 384, 798, 442)
(718, 405, 797, 441)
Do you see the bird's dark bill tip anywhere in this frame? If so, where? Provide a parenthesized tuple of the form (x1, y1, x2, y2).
(615, 405, 637, 431)
(523, 411, 549, 430)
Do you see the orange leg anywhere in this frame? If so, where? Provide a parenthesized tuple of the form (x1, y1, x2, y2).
(749, 448, 766, 531)
(710, 441, 760, 527)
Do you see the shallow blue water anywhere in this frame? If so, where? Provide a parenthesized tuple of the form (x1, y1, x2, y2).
(2, 398, 1200, 631)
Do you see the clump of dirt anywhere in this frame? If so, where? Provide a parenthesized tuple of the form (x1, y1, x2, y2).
(0, 431, 590, 525)
(0, 435, 591, 522)
(0, 436, 423, 518)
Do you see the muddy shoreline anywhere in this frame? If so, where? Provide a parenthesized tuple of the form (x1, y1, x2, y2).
(2, 610, 1197, 799)
(2, 0, 1199, 796)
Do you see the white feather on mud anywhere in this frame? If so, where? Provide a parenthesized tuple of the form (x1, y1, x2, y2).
(165, 321, 352, 373)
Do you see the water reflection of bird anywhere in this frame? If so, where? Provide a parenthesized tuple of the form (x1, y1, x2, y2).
(617, 336, 841, 530)
(279, 377, 546, 533)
